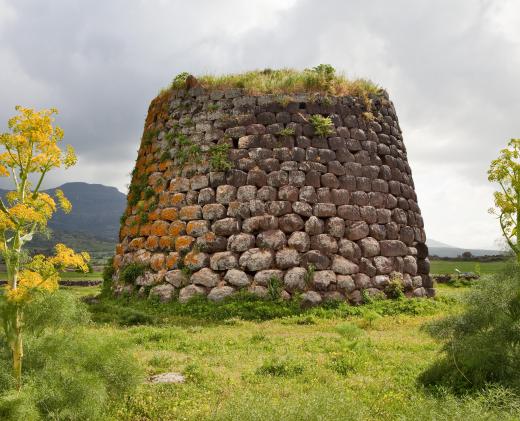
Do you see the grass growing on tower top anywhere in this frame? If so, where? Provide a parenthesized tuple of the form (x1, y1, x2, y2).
(169, 66, 383, 97)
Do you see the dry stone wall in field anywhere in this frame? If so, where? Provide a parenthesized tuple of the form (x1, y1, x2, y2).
(114, 82, 433, 305)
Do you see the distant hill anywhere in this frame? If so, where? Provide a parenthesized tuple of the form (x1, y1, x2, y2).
(0, 182, 127, 256)
(427, 239, 505, 258)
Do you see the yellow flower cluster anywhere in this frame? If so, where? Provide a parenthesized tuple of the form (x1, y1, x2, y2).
(0, 106, 77, 177)
(50, 243, 90, 272)
(9, 203, 46, 224)
(4, 244, 90, 303)
(5, 269, 58, 303)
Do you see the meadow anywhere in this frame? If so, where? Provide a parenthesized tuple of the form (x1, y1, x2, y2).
(429, 260, 506, 275)
(56, 273, 520, 421)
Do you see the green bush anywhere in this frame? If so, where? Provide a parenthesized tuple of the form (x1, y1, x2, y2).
(0, 292, 143, 420)
(119, 263, 147, 284)
(420, 263, 520, 392)
(309, 115, 334, 137)
(101, 256, 115, 296)
(255, 358, 304, 377)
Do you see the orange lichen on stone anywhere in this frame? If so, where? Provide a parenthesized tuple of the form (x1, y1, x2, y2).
(161, 207, 178, 221)
(129, 237, 145, 250)
(168, 220, 186, 237)
(148, 209, 161, 221)
(125, 215, 137, 227)
(175, 235, 195, 252)
(159, 160, 172, 172)
(113, 254, 123, 269)
(183, 250, 204, 269)
(151, 220, 170, 236)
(179, 205, 202, 221)
(158, 192, 171, 207)
(203, 231, 216, 241)
(115, 244, 124, 255)
(186, 220, 208, 236)
(120, 226, 129, 238)
(166, 252, 179, 269)
(139, 223, 152, 236)
(150, 253, 166, 271)
(159, 235, 175, 249)
(170, 193, 185, 207)
(147, 163, 159, 174)
(145, 236, 159, 251)
(128, 224, 139, 237)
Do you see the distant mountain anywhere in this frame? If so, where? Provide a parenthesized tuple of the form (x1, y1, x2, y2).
(0, 182, 127, 255)
(427, 239, 504, 258)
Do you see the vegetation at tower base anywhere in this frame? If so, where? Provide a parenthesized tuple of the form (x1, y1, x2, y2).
(0, 107, 142, 419)
(115, 66, 433, 304)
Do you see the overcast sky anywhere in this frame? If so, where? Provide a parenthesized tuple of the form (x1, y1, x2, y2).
(0, 0, 519, 249)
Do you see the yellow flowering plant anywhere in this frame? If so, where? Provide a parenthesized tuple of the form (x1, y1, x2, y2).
(0, 106, 89, 389)
(488, 138, 520, 261)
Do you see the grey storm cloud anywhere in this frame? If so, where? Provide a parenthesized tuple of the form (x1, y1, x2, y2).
(0, 0, 519, 248)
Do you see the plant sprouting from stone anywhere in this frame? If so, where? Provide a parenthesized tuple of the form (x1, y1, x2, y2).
(267, 277, 283, 300)
(171, 71, 190, 89)
(304, 263, 316, 287)
(208, 143, 232, 171)
(309, 115, 334, 137)
(279, 127, 296, 137)
(488, 138, 520, 261)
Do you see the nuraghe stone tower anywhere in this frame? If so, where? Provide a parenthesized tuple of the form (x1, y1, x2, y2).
(114, 76, 432, 305)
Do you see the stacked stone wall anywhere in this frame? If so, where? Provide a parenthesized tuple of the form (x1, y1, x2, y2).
(114, 85, 433, 304)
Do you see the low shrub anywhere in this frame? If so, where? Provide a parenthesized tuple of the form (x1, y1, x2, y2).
(119, 263, 147, 284)
(0, 292, 143, 420)
(255, 358, 304, 377)
(420, 263, 520, 392)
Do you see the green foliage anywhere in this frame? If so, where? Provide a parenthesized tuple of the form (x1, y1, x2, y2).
(101, 256, 115, 296)
(488, 139, 520, 260)
(169, 67, 382, 98)
(266, 277, 283, 301)
(173, 134, 202, 169)
(420, 263, 520, 392)
(309, 115, 334, 137)
(128, 172, 149, 207)
(255, 358, 304, 377)
(171, 71, 190, 89)
(304, 263, 316, 287)
(119, 263, 147, 285)
(385, 274, 405, 299)
(278, 127, 295, 136)
(208, 143, 232, 171)
(334, 322, 364, 340)
(0, 292, 142, 420)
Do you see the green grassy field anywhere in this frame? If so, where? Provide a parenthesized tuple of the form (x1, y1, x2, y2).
(430, 260, 507, 275)
(58, 279, 520, 421)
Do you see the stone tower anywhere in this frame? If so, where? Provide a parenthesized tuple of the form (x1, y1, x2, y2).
(114, 75, 432, 304)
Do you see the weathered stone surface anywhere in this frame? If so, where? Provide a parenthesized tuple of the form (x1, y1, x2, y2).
(359, 237, 380, 257)
(208, 285, 235, 302)
(380, 240, 408, 256)
(227, 233, 255, 252)
(310, 234, 338, 255)
(300, 291, 322, 308)
(275, 247, 301, 269)
(345, 221, 369, 241)
(313, 270, 336, 290)
(331, 255, 359, 275)
(254, 269, 284, 286)
(302, 250, 330, 270)
(287, 231, 310, 252)
(212, 218, 240, 236)
(210, 251, 238, 271)
(284, 267, 307, 291)
(164, 270, 186, 287)
(224, 269, 251, 287)
(337, 275, 356, 292)
(179, 284, 206, 303)
(191, 268, 220, 287)
(239, 248, 273, 271)
(373, 256, 393, 274)
(256, 230, 287, 250)
(149, 284, 175, 302)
